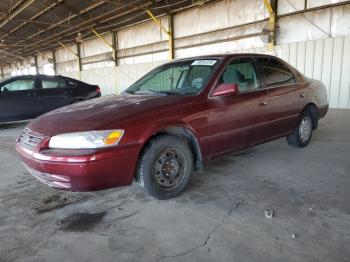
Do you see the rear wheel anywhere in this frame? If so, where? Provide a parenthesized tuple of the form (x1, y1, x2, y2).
(287, 109, 314, 148)
(136, 135, 193, 200)
(72, 99, 84, 104)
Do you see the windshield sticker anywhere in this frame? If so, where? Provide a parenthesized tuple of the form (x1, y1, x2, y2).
(191, 60, 217, 66)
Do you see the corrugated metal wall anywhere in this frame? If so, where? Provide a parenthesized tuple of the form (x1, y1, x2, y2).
(278, 36, 350, 109)
(62, 61, 164, 95)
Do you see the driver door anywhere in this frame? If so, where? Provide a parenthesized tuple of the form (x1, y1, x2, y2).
(207, 57, 270, 156)
(0, 76, 41, 122)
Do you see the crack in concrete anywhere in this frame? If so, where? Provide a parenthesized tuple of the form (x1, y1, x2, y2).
(157, 199, 244, 262)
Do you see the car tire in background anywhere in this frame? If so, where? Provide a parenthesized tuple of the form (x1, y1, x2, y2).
(136, 135, 193, 200)
(287, 109, 314, 148)
(72, 99, 84, 104)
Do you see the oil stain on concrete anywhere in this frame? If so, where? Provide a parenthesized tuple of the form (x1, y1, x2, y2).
(58, 211, 107, 232)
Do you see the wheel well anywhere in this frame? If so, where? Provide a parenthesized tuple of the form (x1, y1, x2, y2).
(303, 103, 318, 129)
(139, 126, 203, 172)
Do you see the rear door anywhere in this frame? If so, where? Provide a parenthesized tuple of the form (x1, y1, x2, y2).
(208, 57, 270, 156)
(37, 75, 73, 113)
(0, 76, 41, 122)
(256, 56, 302, 138)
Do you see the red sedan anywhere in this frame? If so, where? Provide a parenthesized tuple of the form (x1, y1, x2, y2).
(16, 54, 328, 199)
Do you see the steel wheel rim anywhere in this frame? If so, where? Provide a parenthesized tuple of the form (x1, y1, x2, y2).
(152, 147, 187, 190)
(299, 116, 312, 142)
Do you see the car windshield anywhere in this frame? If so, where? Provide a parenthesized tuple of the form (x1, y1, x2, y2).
(125, 59, 218, 95)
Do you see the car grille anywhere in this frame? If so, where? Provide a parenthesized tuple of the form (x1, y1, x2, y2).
(18, 128, 45, 150)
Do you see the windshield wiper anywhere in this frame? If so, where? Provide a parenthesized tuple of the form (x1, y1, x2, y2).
(125, 89, 192, 96)
(148, 89, 192, 95)
(147, 89, 173, 95)
(132, 90, 168, 96)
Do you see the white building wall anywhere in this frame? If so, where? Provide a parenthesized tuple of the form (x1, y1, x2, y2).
(36, 51, 54, 74)
(117, 17, 169, 65)
(62, 61, 163, 95)
(277, 36, 350, 109)
(118, 17, 169, 49)
(81, 33, 113, 58)
(278, 4, 350, 44)
(174, 0, 269, 38)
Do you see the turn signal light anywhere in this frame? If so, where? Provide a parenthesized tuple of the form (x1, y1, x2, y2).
(104, 130, 124, 145)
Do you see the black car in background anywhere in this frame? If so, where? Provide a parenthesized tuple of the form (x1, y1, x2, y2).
(0, 74, 101, 122)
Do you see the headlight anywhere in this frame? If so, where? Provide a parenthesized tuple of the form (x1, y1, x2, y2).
(49, 130, 124, 149)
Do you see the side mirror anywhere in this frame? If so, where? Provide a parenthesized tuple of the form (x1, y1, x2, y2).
(211, 83, 239, 97)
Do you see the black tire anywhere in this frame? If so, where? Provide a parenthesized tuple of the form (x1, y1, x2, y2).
(72, 99, 84, 104)
(136, 135, 193, 200)
(287, 109, 314, 148)
(309, 106, 319, 130)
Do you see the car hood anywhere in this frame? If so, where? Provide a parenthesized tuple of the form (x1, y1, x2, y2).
(27, 94, 189, 136)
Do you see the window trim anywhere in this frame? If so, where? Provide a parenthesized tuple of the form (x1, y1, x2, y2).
(209, 56, 263, 97)
(255, 56, 298, 89)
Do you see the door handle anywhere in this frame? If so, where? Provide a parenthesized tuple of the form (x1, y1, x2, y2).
(300, 93, 306, 98)
(259, 101, 268, 106)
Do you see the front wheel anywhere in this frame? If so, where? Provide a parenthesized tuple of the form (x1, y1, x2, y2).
(287, 110, 314, 148)
(136, 135, 193, 200)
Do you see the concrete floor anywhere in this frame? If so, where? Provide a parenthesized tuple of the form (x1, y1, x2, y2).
(0, 110, 349, 262)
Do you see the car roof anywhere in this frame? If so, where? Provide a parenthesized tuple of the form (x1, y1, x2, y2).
(0, 75, 36, 82)
(170, 53, 277, 63)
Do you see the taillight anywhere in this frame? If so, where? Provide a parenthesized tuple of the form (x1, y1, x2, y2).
(96, 86, 101, 93)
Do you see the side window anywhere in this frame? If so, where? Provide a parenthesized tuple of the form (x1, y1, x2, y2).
(41, 78, 65, 89)
(0, 79, 35, 92)
(257, 57, 295, 86)
(219, 58, 259, 92)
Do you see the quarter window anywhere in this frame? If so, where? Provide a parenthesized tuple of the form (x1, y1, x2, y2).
(257, 57, 295, 86)
(219, 59, 259, 92)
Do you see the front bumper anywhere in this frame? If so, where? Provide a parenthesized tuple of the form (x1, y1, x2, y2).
(16, 143, 140, 191)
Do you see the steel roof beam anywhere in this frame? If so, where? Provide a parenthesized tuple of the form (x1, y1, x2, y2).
(0, 0, 64, 40)
(9, 1, 107, 46)
(15, 0, 156, 55)
(0, 0, 35, 30)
